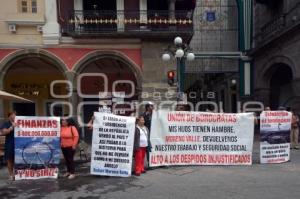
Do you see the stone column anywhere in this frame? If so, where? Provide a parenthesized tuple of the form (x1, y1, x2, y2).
(140, 0, 147, 28)
(0, 71, 5, 123)
(64, 71, 78, 118)
(168, 0, 176, 20)
(290, 78, 300, 113)
(74, 0, 83, 10)
(74, 0, 83, 31)
(254, 88, 271, 107)
(291, 78, 300, 96)
(117, 0, 125, 31)
(43, 0, 60, 45)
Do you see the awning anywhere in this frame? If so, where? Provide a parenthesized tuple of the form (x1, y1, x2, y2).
(0, 90, 33, 103)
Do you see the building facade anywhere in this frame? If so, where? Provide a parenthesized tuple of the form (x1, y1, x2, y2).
(0, 0, 253, 139)
(185, 0, 252, 113)
(251, 0, 300, 112)
(0, 0, 195, 140)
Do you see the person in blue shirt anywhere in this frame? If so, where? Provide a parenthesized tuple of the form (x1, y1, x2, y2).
(0, 111, 16, 181)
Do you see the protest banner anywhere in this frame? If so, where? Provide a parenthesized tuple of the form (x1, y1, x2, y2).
(14, 116, 60, 180)
(260, 111, 292, 164)
(90, 112, 135, 177)
(150, 110, 254, 166)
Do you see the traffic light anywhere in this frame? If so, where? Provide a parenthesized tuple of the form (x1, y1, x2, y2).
(167, 70, 176, 86)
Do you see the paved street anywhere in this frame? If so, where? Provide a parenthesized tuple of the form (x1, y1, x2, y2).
(1, 140, 300, 199)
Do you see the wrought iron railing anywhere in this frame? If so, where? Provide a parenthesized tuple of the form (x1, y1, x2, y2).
(260, 14, 286, 40)
(64, 10, 194, 36)
(258, 2, 300, 43)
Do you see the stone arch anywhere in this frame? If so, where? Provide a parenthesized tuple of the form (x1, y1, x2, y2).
(0, 49, 71, 117)
(257, 55, 296, 88)
(254, 55, 295, 109)
(72, 50, 143, 91)
(0, 49, 69, 86)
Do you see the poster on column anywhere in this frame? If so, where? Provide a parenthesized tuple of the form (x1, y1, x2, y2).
(260, 111, 292, 164)
(150, 110, 255, 166)
(14, 116, 61, 180)
(90, 112, 135, 177)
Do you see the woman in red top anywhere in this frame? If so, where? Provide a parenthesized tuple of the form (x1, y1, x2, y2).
(60, 118, 79, 179)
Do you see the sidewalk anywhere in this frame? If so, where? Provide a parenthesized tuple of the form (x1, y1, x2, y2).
(0, 135, 291, 180)
(1, 138, 300, 199)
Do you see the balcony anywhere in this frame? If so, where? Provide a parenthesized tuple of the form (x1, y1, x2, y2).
(254, 2, 300, 50)
(260, 14, 285, 40)
(63, 10, 194, 40)
(256, 0, 280, 5)
(5, 13, 45, 26)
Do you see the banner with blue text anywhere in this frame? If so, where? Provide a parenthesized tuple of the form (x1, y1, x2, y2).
(14, 116, 60, 180)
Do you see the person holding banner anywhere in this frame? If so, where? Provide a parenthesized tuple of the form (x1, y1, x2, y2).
(87, 115, 95, 130)
(60, 118, 79, 179)
(265, 107, 271, 111)
(133, 116, 151, 176)
(87, 104, 112, 130)
(0, 111, 16, 181)
(291, 112, 299, 150)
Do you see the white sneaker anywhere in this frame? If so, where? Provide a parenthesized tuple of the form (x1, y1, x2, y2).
(68, 174, 75, 179)
(8, 175, 14, 181)
(62, 173, 70, 177)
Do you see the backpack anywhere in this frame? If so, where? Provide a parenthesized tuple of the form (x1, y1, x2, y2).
(67, 117, 82, 139)
(67, 117, 89, 161)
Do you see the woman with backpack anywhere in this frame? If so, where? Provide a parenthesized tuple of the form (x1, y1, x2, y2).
(60, 118, 79, 179)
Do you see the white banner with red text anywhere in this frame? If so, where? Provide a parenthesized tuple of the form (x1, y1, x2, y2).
(260, 111, 292, 164)
(90, 112, 135, 177)
(150, 111, 255, 166)
(14, 116, 61, 180)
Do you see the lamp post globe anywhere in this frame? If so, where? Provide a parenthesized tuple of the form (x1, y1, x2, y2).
(175, 48, 184, 58)
(174, 36, 183, 46)
(162, 53, 171, 61)
(187, 52, 195, 61)
(231, 79, 237, 85)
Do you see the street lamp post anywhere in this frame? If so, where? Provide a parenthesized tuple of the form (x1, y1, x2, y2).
(162, 36, 195, 101)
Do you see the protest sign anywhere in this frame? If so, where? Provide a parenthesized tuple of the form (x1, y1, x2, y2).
(90, 112, 135, 177)
(14, 116, 60, 180)
(260, 111, 292, 164)
(150, 110, 254, 166)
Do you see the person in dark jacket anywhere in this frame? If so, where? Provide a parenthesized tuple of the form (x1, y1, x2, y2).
(0, 111, 17, 181)
(133, 115, 151, 176)
(142, 103, 154, 169)
(142, 103, 154, 131)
